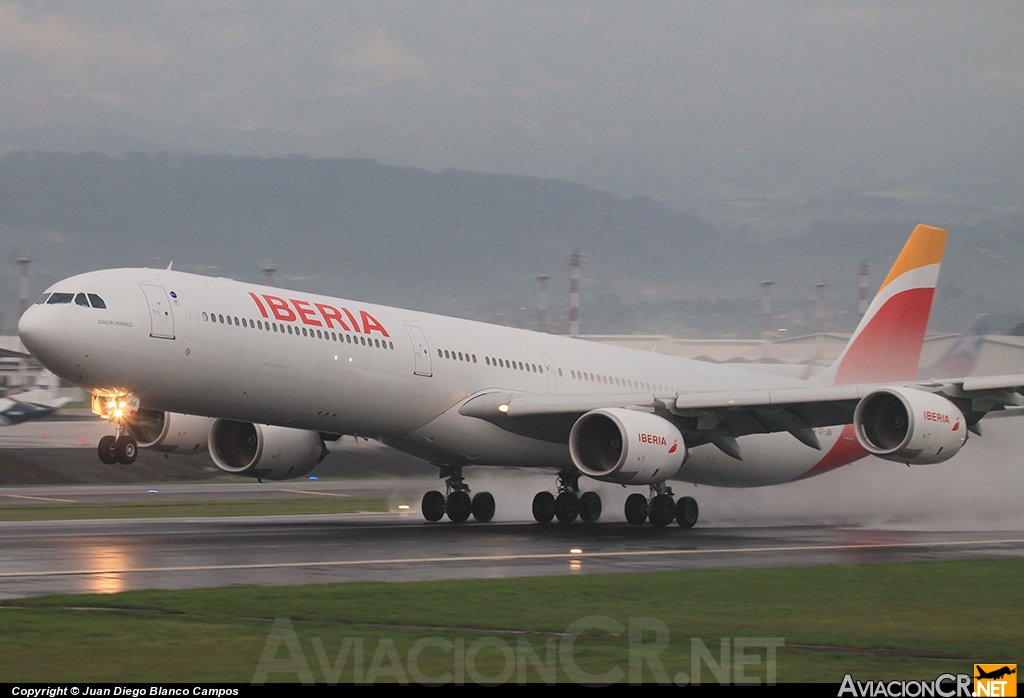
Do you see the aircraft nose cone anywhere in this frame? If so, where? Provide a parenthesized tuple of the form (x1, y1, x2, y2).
(18, 305, 58, 363)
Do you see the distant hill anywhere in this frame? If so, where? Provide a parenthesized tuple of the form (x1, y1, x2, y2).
(1, 152, 1021, 335)
(0, 152, 727, 311)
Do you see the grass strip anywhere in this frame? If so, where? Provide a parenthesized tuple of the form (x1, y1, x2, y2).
(1, 558, 1020, 683)
(0, 496, 391, 521)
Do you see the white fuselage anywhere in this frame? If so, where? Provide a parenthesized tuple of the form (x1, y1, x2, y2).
(19, 268, 858, 487)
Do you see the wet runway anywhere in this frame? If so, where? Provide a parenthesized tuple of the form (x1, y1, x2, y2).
(1, 505, 1022, 599)
(1, 417, 1023, 599)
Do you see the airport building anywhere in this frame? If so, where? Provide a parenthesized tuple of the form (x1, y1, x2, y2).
(586, 331, 1024, 379)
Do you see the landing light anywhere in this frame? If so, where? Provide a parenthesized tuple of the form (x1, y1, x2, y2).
(498, 404, 509, 413)
(570, 548, 582, 554)
(398, 504, 410, 510)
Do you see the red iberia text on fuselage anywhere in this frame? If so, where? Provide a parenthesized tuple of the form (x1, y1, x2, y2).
(248, 292, 390, 337)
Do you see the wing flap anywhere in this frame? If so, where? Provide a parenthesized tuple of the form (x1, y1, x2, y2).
(958, 374, 1024, 393)
(673, 385, 865, 410)
(501, 392, 657, 417)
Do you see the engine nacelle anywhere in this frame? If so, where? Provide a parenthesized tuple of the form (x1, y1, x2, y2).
(569, 408, 686, 485)
(128, 409, 214, 454)
(209, 420, 329, 481)
(854, 387, 967, 465)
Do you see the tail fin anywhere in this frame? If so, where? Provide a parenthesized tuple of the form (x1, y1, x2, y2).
(815, 224, 947, 386)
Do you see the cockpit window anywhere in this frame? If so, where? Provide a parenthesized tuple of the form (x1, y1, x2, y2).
(87, 294, 107, 309)
(74, 293, 90, 307)
(37, 293, 51, 305)
(46, 293, 74, 305)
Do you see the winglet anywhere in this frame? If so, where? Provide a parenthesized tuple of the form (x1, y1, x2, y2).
(816, 225, 947, 385)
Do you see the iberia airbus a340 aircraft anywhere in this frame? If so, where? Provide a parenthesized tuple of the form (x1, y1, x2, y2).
(17, 225, 1024, 527)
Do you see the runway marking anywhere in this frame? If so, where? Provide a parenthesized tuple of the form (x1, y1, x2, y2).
(1, 537, 1021, 579)
(276, 489, 351, 498)
(0, 494, 77, 503)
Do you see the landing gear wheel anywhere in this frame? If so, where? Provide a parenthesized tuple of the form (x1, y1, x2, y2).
(446, 490, 472, 523)
(624, 493, 649, 525)
(471, 491, 495, 523)
(97, 435, 118, 465)
(649, 494, 675, 527)
(554, 491, 579, 524)
(114, 435, 138, 465)
(579, 491, 602, 523)
(675, 496, 699, 529)
(422, 490, 445, 522)
(532, 492, 555, 524)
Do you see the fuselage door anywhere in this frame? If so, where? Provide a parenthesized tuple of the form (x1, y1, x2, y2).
(541, 353, 556, 393)
(141, 284, 175, 340)
(405, 325, 432, 377)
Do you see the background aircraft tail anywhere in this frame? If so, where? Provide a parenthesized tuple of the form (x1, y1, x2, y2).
(16, 370, 73, 409)
(814, 224, 947, 386)
(918, 313, 993, 379)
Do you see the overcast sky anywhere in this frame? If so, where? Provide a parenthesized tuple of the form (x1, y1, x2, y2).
(1, 2, 1023, 204)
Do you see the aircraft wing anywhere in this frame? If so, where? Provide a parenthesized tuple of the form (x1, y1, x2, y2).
(0, 347, 32, 360)
(460, 374, 1024, 457)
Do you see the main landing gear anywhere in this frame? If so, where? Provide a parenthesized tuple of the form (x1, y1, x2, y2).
(420, 468, 700, 528)
(532, 472, 603, 524)
(421, 466, 495, 524)
(97, 426, 138, 465)
(624, 483, 699, 528)
(532, 477, 699, 528)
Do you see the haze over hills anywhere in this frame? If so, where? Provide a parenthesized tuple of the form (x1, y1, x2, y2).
(1, 152, 1021, 337)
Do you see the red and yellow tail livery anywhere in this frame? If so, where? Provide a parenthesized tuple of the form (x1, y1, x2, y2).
(820, 224, 947, 386)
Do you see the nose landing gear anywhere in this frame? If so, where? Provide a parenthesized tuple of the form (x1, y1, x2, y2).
(97, 430, 138, 465)
(92, 393, 139, 465)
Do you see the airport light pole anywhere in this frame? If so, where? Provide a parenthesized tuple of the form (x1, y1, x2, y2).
(262, 264, 277, 287)
(815, 282, 827, 335)
(17, 257, 31, 318)
(569, 251, 583, 337)
(761, 280, 774, 342)
(535, 275, 550, 333)
(858, 261, 871, 321)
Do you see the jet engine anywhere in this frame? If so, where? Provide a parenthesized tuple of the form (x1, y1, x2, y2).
(128, 409, 214, 454)
(569, 407, 686, 485)
(853, 387, 967, 465)
(209, 419, 329, 481)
